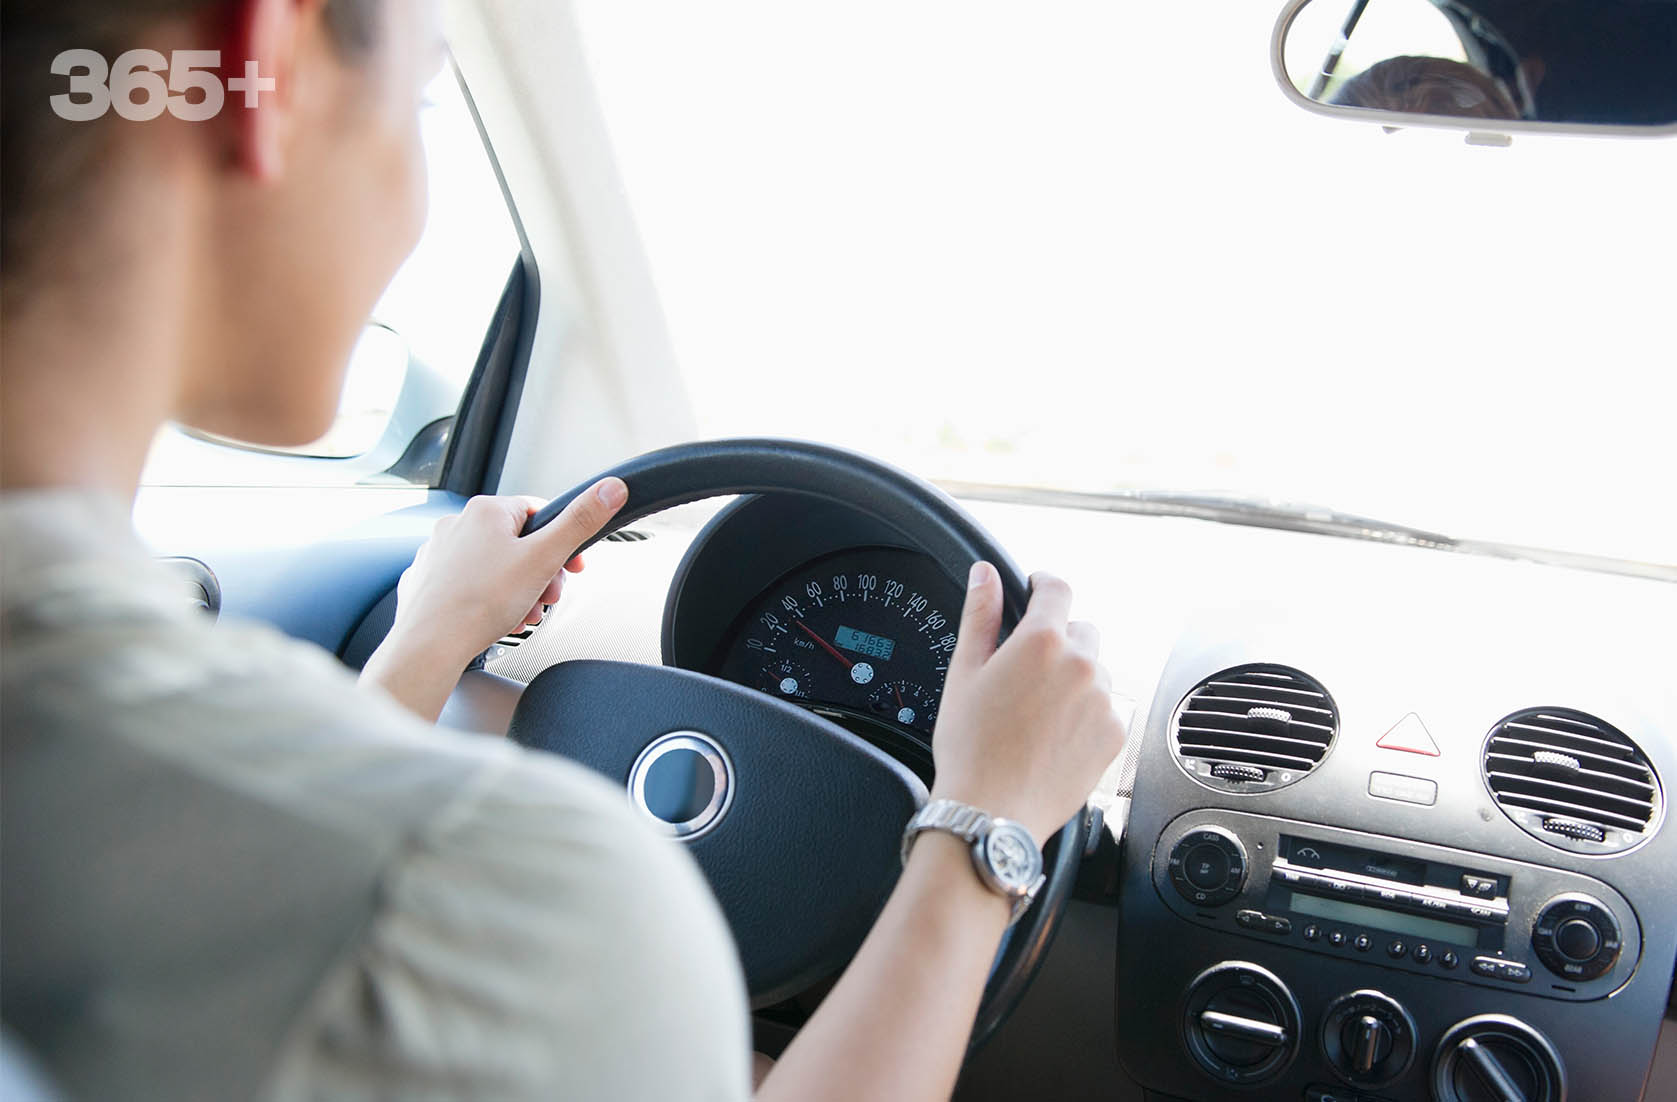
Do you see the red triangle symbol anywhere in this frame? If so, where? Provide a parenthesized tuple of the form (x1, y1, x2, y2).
(1377, 713, 1440, 757)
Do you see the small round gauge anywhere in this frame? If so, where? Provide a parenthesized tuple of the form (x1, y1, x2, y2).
(759, 658, 814, 699)
(869, 680, 938, 731)
(715, 547, 962, 742)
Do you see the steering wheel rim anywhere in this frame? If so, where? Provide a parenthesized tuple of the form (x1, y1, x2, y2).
(519, 437, 1087, 1049)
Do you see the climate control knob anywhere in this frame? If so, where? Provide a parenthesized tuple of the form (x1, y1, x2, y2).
(1167, 827, 1248, 907)
(1532, 893, 1621, 981)
(1432, 1015, 1564, 1102)
(1181, 961, 1300, 1086)
(1320, 990, 1416, 1089)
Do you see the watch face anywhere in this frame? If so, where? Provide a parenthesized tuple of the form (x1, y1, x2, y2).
(985, 822, 1042, 889)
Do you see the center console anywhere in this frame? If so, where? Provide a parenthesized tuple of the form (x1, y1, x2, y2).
(1115, 654, 1675, 1102)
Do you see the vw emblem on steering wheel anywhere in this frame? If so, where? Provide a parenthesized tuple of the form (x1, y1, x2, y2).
(628, 731, 735, 841)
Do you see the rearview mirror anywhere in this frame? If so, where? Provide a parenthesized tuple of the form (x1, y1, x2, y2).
(1273, 0, 1677, 135)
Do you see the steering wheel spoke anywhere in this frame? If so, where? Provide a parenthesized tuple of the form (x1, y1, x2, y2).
(512, 659, 925, 1005)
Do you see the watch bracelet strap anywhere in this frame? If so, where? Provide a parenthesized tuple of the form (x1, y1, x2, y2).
(900, 799, 994, 865)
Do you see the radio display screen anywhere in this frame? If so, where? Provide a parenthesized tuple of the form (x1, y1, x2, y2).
(1283, 890, 1477, 946)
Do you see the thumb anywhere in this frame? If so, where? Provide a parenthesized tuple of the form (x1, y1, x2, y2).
(947, 561, 1003, 682)
(527, 477, 629, 566)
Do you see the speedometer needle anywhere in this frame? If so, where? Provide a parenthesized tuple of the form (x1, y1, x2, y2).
(793, 619, 853, 670)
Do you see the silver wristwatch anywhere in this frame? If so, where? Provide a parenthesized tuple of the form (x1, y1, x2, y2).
(901, 799, 1045, 923)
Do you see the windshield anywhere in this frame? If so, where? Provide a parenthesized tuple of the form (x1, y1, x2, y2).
(571, 2, 1675, 568)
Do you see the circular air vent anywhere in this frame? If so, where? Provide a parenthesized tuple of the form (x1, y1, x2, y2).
(1171, 664, 1339, 793)
(1483, 708, 1662, 855)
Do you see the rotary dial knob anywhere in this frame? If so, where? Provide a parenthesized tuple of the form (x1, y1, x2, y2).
(1433, 1015, 1564, 1102)
(1320, 990, 1416, 1088)
(1532, 893, 1621, 981)
(1181, 961, 1300, 1086)
(1167, 827, 1248, 907)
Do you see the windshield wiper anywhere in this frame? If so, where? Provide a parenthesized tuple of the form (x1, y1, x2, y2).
(937, 481, 1677, 584)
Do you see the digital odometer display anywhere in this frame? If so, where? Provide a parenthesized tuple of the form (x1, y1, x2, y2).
(835, 625, 896, 660)
(714, 547, 963, 740)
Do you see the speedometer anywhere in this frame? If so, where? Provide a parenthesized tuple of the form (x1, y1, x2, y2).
(714, 547, 963, 740)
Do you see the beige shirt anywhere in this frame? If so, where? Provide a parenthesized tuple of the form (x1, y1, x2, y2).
(0, 491, 751, 1101)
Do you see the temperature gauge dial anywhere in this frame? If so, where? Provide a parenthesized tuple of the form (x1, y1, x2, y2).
(870, 680, 938, 733)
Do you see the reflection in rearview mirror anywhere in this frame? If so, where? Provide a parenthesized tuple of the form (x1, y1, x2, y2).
(1275, 0, 1677, 131)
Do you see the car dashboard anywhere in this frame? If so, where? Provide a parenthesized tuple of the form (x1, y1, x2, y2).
(324, 488, 1677, 1101)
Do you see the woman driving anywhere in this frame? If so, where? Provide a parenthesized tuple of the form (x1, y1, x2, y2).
(0, 2, 1126, 1099)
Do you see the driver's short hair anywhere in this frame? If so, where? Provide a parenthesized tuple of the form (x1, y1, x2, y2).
(1, 0, 382, 299)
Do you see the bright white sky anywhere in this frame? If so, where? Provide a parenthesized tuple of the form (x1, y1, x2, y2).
(569, 0, 1676, 567)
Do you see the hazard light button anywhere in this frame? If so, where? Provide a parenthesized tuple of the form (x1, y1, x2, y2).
(1377, 713, 1440, 756)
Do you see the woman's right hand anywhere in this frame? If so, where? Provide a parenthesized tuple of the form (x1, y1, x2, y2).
(928, 563, 1125, 843)
(756, 563, 1122, 1102)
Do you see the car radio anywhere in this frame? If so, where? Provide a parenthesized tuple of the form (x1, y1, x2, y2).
(1152, 809, 1640, 1002)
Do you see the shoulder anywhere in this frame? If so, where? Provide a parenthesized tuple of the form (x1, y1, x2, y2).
(4, 562, 753, 1100)
(268, 741, 753, 1101)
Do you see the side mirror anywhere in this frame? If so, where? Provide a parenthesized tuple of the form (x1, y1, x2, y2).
(1274, 0, 1677, 135)
(293, 323, 413, 459)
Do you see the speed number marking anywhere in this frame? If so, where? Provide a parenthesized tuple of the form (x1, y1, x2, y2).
(746, 572, 959, 664)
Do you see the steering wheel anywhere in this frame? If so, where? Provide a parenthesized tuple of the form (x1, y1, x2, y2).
(506, 438, 1088, 1047)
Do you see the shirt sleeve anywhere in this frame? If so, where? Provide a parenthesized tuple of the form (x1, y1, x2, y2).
(259, 744, 754, 1102)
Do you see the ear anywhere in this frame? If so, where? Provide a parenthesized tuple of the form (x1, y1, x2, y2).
(221, 0, 325, 181)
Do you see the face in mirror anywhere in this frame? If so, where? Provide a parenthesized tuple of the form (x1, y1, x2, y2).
(1276, 0, 1677, 130)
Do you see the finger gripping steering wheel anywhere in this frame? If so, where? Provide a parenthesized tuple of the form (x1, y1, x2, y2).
(509, 438, 1087, 1047)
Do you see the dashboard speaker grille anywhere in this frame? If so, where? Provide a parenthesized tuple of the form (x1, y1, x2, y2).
(1171, 664, 1338, 793)
(1484, 708, 1661, 855)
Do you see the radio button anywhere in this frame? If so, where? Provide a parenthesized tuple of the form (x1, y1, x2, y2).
(1533, 894, 1622, 981)
(1439, 950, 1460, 970)
(1167, 827, 1248, 907)
(1438, 897, 1506, 923)
(1183, 845, 1230, 889)
(1366, 884, 1408, 907)
(1322, 876, 1365, 901)
(1460, 874, 1498, 898)
(1411, 943, 1432, 964)
(1471, 956, 1532, 983)
(1556, 918, 1601, 961)
(1303, 924, 1322, 942)
(1386, 940, 1407, 958)
(1236, 909, 1292, 936)
(1329, 930, 1348, 947)
(1353, 934, 1373, 952)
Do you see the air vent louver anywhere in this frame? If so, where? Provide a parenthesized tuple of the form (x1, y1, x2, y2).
(1172, 664, 1339, 793)
(1484, 708, 1661, 855)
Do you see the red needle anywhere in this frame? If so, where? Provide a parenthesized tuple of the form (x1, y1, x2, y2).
(794, 620, 853, 670)
(894, 687, 904, 708)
